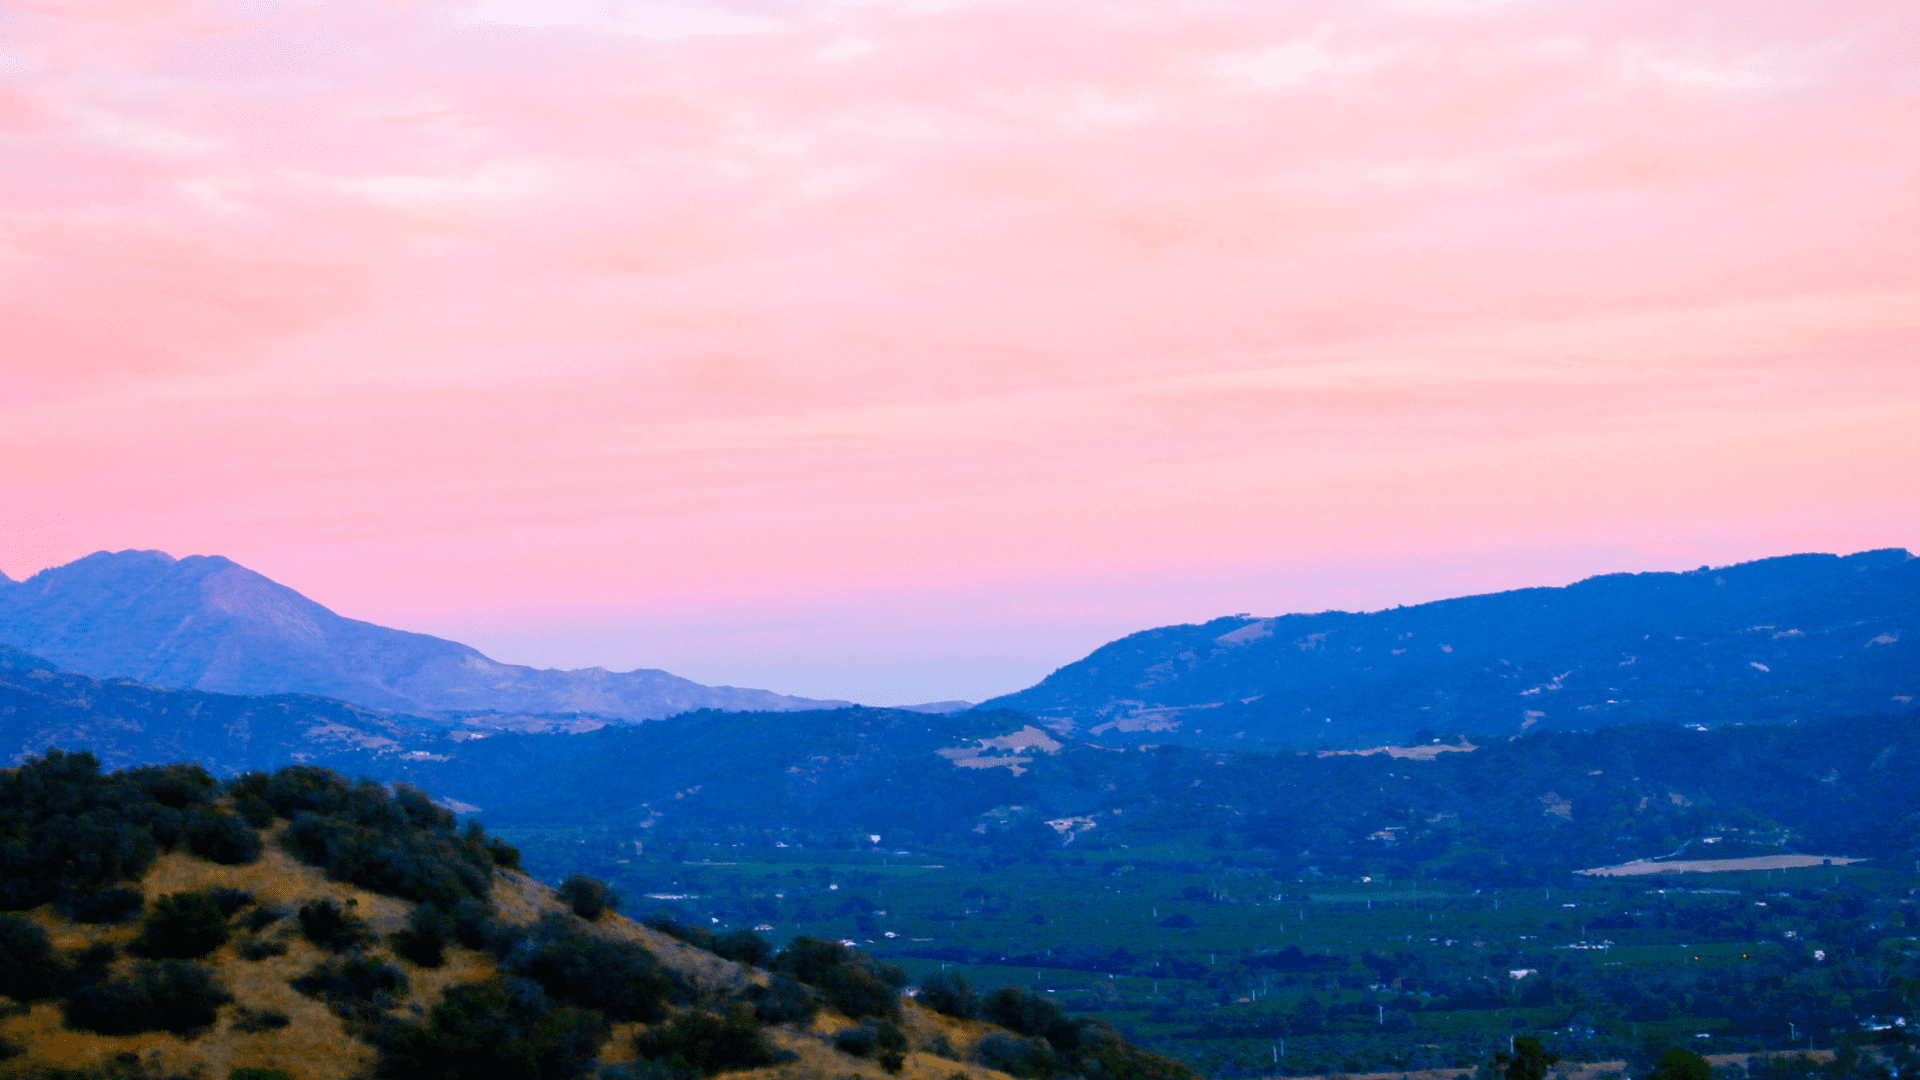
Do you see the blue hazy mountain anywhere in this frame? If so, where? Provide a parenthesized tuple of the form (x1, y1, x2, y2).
(978, 549, 1919, 749)
(0, 550, 847, 722)
(0, 642, 444, 773)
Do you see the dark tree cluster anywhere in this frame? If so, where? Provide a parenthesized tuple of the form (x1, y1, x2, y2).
(972, 986, 1199, 1080)
(771, 936, 908, 1020)
(291, 954, 410, 1030)
(0, 751, 260, 914)
(495, 913, 679, 1022)
(375, 977, 610, 1080)
(643, 918, 773, 967)
(228, 766, 511, 911)
(632, 1005, 789, 1077)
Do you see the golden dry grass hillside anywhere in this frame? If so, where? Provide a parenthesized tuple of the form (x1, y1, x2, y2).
(0, 756, 1196, 1080)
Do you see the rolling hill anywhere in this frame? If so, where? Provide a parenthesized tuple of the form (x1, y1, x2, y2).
(977, 549, 1919, 749)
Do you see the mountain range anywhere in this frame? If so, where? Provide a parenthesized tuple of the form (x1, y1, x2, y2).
(983, 548, 1919, 748)
(0, 549, 847, 723)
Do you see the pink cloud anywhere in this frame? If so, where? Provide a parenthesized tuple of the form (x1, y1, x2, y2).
(1, 0, 1915, 699)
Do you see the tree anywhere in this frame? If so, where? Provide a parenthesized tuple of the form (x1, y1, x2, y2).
(1646, 1047, 1711, 1080)
(130, 892, 230, 960)
(1494, 1037, 1558, 1080)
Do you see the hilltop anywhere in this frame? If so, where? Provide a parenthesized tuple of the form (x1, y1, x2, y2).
(0, 551, 846, 723)
(0, 751, 1194, 1080)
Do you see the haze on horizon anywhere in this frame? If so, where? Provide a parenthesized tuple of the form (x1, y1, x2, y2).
(2, 0, 1916, 705)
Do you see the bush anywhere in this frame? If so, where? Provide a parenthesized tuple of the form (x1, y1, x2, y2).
(63, 958, 234, 1036)
(297, 898, 372, 952)
(241, 766, 504, 910)
(916, 971, 978, 1020)
(486, 837, 522, 871)
(231, 1070, 295, 1080)
(59, 887, 146, 925)
(230, 1006, 292, 1033)
(130, 892, 230, 960)
(1072, 1019, 1199, 1080)
(772, 937, 906, 1020)
(744, 973, 817, 1024)
(982, 986, 1079, 1054)
(1, 751, 168, 909)
(558, 875, 619, 920)
(238, 940, 288, 961)
(645, 921, 769, 967)
(65, 942, 119, 991)
(645, 918, 713, 950)
(500, 913, 677, 1022)
(292, 954, 409, 1028)
(0, 912, 64, 1001)
(392, 904, 457, 968)
(208, 887, 254, 918)
(234, 794, 276, 829)
(185, 809, 262, 865)
(835, 1022, 907, 1073)
(712, 929, 772, 967)
(124, 764, 218, 810)
(242, 906, 285, 932)
(376, 977, 610, 1080)
(634, 1006, 786, 1076)
(973, 1033, 1060, 1079)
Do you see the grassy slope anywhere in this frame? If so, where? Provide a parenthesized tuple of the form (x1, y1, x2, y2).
(0, 798, 1027, 1080)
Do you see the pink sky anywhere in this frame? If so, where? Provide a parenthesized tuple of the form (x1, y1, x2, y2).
(2, 0, 1916, 704)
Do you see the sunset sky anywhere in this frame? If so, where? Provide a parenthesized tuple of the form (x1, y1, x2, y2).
(2, 0, 1916, 704)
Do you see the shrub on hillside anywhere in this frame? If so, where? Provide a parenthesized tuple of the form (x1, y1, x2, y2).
(486, 836, 522, 870)
(915, 970, 978, 1020)
(771, 937, 905, 1020)
(633, 1006, 787, 1076)
(712, 929, 771, 966)
(230, 1005, 292, 1033)
(60, 888, 147, 924)
(129, 892, 230, 960)
(499, 913, 678, 1022)
(644, 920, 768, 966)
(0, 912, 65, 1001)
(230, 1070, 296, 1080)
(238, 939, 288, 961)
(557, 874, 619, 920)
(1072, 1019, 1200, 1080)
(833, 1021, 907, 1073)
(207, 887, 254, 917)
(185, 808, 262, 865)
(227, 766, 508, 910)
(375, 977, 610, 1080)
(972, 1033, 1061, 1079)
(292, 954, 409, 1029)
(123, 763, 218, 810)
(982, 986, 1080, 1054)
(297, 898, 373, 952)
(62, 958, 233, 1036)
(234, 794, 276, 829)
(391, 904, 456, 968)
(743, 973, 817, 1024)
(242, 906, 285, 932)
(1, 751, 174, 910)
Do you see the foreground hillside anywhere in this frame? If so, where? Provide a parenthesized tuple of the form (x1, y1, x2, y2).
(0, 550, 845, 721)
(981, 549, 1919, 748)
(0, 751, 1194, 1080)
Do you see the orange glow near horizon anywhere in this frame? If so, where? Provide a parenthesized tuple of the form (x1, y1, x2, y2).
(2, 0, 1916, 702)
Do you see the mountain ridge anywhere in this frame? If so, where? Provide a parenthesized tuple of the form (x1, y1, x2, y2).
(976, 548, 1919, 748)
(0, 550, 849, 722)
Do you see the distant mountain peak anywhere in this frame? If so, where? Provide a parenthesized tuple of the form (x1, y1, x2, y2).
(0, 549, 848, 722)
